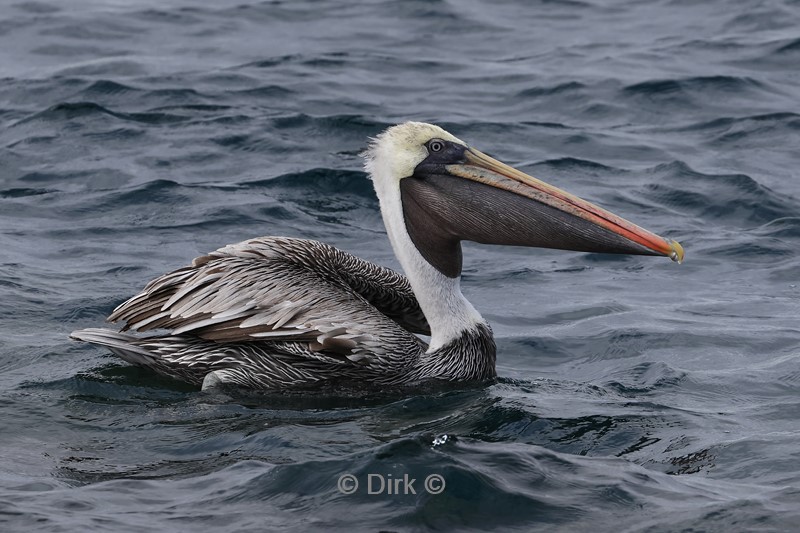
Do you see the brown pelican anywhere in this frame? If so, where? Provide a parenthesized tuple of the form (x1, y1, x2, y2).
(71, 122, 683, 391)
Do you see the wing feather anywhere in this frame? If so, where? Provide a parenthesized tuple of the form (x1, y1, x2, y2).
(108, 237, 427, 364)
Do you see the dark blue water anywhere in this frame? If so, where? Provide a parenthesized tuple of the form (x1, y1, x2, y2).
(2, 0, 799, 530)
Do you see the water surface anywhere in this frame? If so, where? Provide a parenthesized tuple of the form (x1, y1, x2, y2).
(1, 0, 799, 531)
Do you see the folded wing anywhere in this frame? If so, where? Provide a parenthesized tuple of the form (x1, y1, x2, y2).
(108, 237, 428, 363)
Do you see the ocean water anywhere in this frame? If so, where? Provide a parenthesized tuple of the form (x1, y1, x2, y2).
(1, 0, 799, 530)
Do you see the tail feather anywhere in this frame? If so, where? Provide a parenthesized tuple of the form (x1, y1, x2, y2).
(70, 328, 158, 366)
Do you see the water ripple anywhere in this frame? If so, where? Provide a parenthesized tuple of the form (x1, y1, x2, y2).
(2, 0, 800, 530)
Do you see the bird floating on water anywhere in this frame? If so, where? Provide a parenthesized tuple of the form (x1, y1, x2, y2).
(71, 122, 684, 391)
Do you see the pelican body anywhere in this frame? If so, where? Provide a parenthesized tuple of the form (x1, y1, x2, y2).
(71, 123, 683, 391)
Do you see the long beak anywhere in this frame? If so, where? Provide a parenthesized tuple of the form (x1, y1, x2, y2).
(446, 148, 684, 262)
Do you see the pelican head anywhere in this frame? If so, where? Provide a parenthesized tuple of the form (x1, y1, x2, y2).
(364, 121, 683, 278)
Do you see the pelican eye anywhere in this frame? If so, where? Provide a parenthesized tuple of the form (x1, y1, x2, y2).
(428, 139, 445, 153)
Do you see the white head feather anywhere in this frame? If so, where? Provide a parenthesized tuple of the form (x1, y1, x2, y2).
(363, 122, 465, 186)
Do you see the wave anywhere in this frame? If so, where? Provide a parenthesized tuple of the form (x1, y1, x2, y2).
(78, 79, 140, 96)
(244, 168, 374, 199)
(773, 37, 800, 55)
(516, 82, 586, 98)
(14, 101, 190, 126)
(639, 161, 799, 225)
(671, 112, 800, 133)
(533, 157, 619, 172)
(625, 75, 766, 94)
(753, 217, 800, 239)
(3, 437, 792, 531)
(0, 187, 50, 198)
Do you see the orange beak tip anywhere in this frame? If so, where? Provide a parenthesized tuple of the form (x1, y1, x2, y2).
(668, 240, 685, 264)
